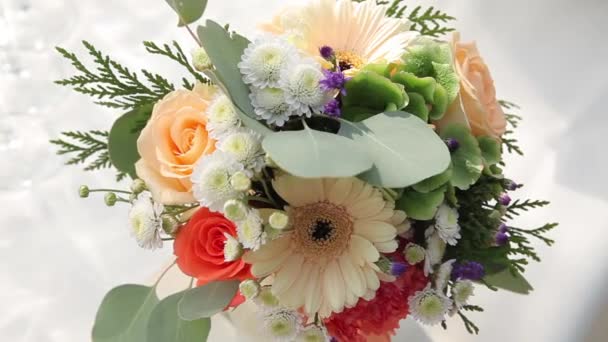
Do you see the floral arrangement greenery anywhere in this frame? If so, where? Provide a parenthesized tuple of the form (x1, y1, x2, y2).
(51, 0, 557, 341)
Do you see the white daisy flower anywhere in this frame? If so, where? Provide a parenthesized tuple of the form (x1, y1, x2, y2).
(435, 259, 456, 291)
(262, 308, 302, 342)
(434, 204, 461, 246)
(451, 280, 474, 308)
(250, 87, 295, 126)
(206, 94, 241, 139)
(239, 36, 298, 88)
(218, 128, 265, 175)
(296, 325, 330, 342)
(190, 152, 245, 212)
(408, 285, 453, 325)
(280, 60, 328, 117)
(223, 233, 244, 262)
(128, 191, 164, 250)
(237, 209, 267, 250)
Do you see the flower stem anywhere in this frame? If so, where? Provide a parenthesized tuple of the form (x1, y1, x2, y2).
(154, 259, 177, 287)
(89, 189, 131, 194)
(246, 195, 275, 206)
(185, 24, 202, 47)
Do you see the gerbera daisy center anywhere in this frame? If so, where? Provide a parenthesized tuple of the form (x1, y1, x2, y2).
(291, 201, 353, 259)
(335, 50, 365, 71)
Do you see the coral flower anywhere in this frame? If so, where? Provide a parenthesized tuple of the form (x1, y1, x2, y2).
(243, 175, 407, 318)
(260, 0, 418, 73)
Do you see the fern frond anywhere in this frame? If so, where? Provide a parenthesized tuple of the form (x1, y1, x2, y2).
(50, 130, 110, 170)
(55, 41, 174, 109)
(505, 199, 550, 219)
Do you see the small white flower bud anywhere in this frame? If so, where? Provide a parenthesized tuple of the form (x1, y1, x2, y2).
(130, 179, 146, 194)
(104, 192, 117, 206)
(230, 171, 251, 192)
(239, 279, 261, 300)
(223, 233, 243, 262)
(268, 211, 289, 230)
(404, 243, 426, 265)
(161, 214, 179, 235)
(191, 47, 212, 71)
(223, 200, 248, 221)
(78, 185, 90, 198)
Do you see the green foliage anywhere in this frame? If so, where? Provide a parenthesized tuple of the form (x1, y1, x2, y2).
(165, 0, 208, 27)
(457, 305, 483, 334)
(499, 100, 524, 155)
(143, 41, 208, 89)
(371, 1, 456, 37)
(505, 199, 550, 220)
(483, 268, 533, 294)
(147, 290, 211, 342)
(50, 130, 127, 181)
(338, 111, 451, 188)
(177, 281, 240, 320)
(439, 123, 484, 190)
(342, 71, 408, 117)
(396, 186, 446, 220)
(56, 41, 175, 109)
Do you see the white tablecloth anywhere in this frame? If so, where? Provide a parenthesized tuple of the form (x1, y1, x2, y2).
(1, 0, 607, 341)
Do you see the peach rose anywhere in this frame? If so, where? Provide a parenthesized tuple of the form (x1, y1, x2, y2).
(135, 83, 217, 204)
(437, 33, 507, 139)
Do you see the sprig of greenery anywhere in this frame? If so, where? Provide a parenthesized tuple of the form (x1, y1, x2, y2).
(360, 0, 455, 37)
(457, 305, 483, 335)
(505, 199, 550, 219)
(56, 41, 175, 109)
(143, 41, 209, 89)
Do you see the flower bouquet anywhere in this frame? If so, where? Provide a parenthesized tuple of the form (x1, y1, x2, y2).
(51, 0, 557, 341)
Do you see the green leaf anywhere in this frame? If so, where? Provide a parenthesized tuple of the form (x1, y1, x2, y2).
(147, 291, 211, 342)
(178, 280, 239, 321)
(92, 284, 159, 342)
(338, 111, 451, 188)
(108, 104, 153, 179)
(403, 92, 429, 122)
(342, 71, 408, 114)
(396, 186, 446, 220)
(165, 0, 208, 26)
(262, 122, 373, 178)
(483, 269, 533, 294)
(477, 136, 501, 166)
(391, 72, 436, 103)
(197, 21, 255, 117)
(412, 163, 452, 193)
(439, 123, 483, 190)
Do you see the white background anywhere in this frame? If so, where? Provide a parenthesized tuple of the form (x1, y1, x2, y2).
(1, 0, 607, 341)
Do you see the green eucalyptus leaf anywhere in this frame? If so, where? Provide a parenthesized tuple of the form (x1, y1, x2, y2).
(108, 104, 153, 179)
(439, 123, 483, 190)
(413, 163, 453, 193)
(342, 71, 408, 111)
(477, 136, 502, 166)
(404, 92, 428, 122)
(396, 186, 446, 220)
(338, 111, 451, 188)
(147, 291, 211, 342)
(262, 122, 373, 178)
(92, 284, 159, 342)
(197, 21, 255, 117)
(483, 269, 533, 294)
(165, 0, 208, 26)
(178, 281, 240, 321)
(341, 106, 376, 122)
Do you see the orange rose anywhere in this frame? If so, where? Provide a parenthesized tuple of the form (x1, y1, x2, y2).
(437, 33, 507, 139)
(174, 207, 251, 284)
(135, 83, 217, 205)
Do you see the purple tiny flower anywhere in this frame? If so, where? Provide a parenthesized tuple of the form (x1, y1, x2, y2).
(498, 223, 509, 234)
(452, 261, 485, 281)
(324, 99, 342, 117)
(319, 45, 335, 60)
(505, 179, 519, 191)
(495, 231, 509, 246)
(320, 69, 349, 96)
(445, 138, 460, 152)
(330, 338, 338, 342)
(499, 193, 512, 206)
(390, 261, 408, 277)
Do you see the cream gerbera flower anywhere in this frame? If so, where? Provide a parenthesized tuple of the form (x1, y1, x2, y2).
(261, 0, 418, 73)
(243, 175, 404, 318)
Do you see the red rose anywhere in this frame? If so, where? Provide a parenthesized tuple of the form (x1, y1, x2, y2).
(174, 207, 251, 284)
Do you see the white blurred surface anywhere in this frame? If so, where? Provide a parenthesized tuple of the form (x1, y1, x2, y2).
(0, 0, 607, 341)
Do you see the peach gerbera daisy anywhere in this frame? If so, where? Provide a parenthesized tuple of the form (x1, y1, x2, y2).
(243, 175, 407, 318)
(260, 0, 418, 73)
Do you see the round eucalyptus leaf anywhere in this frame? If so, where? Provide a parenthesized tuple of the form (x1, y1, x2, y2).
(147, 291, 211, 342)
(177, 281, 239, 321)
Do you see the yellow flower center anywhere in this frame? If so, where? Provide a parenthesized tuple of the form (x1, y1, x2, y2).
(335, 50, 365, 71)
(291, 201, 353, 260)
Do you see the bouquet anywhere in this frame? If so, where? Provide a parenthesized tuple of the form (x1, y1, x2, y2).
(51, 0, 557, 341)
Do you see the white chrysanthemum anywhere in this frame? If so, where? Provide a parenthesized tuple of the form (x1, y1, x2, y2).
(218, 129, 265, 175)
(250, 87, 295, 126)
(190, 152, 245, 212)
(269, 211, 290, 230)
(435, 259, 456, 291)
(404, 243, 426, 265)
(239, 36, 298, 88)
(237, 209, 267, 250)
(262, 308, 302, 342)
(280, 60, 328, 116)
(424, 231, 446, 276)
(244, 175, 402, 318)
(409, 285, 453, 325)
(240, 279, 262, 300)
(128, 192, 164, 250)
(296, 325, 330, 342)
(206, 95, 241, 139)
(224, 233, 244, 262)
(452, 280, 474, 308)
(255, 287, 281, 312)
(434, 204, 461, 246)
